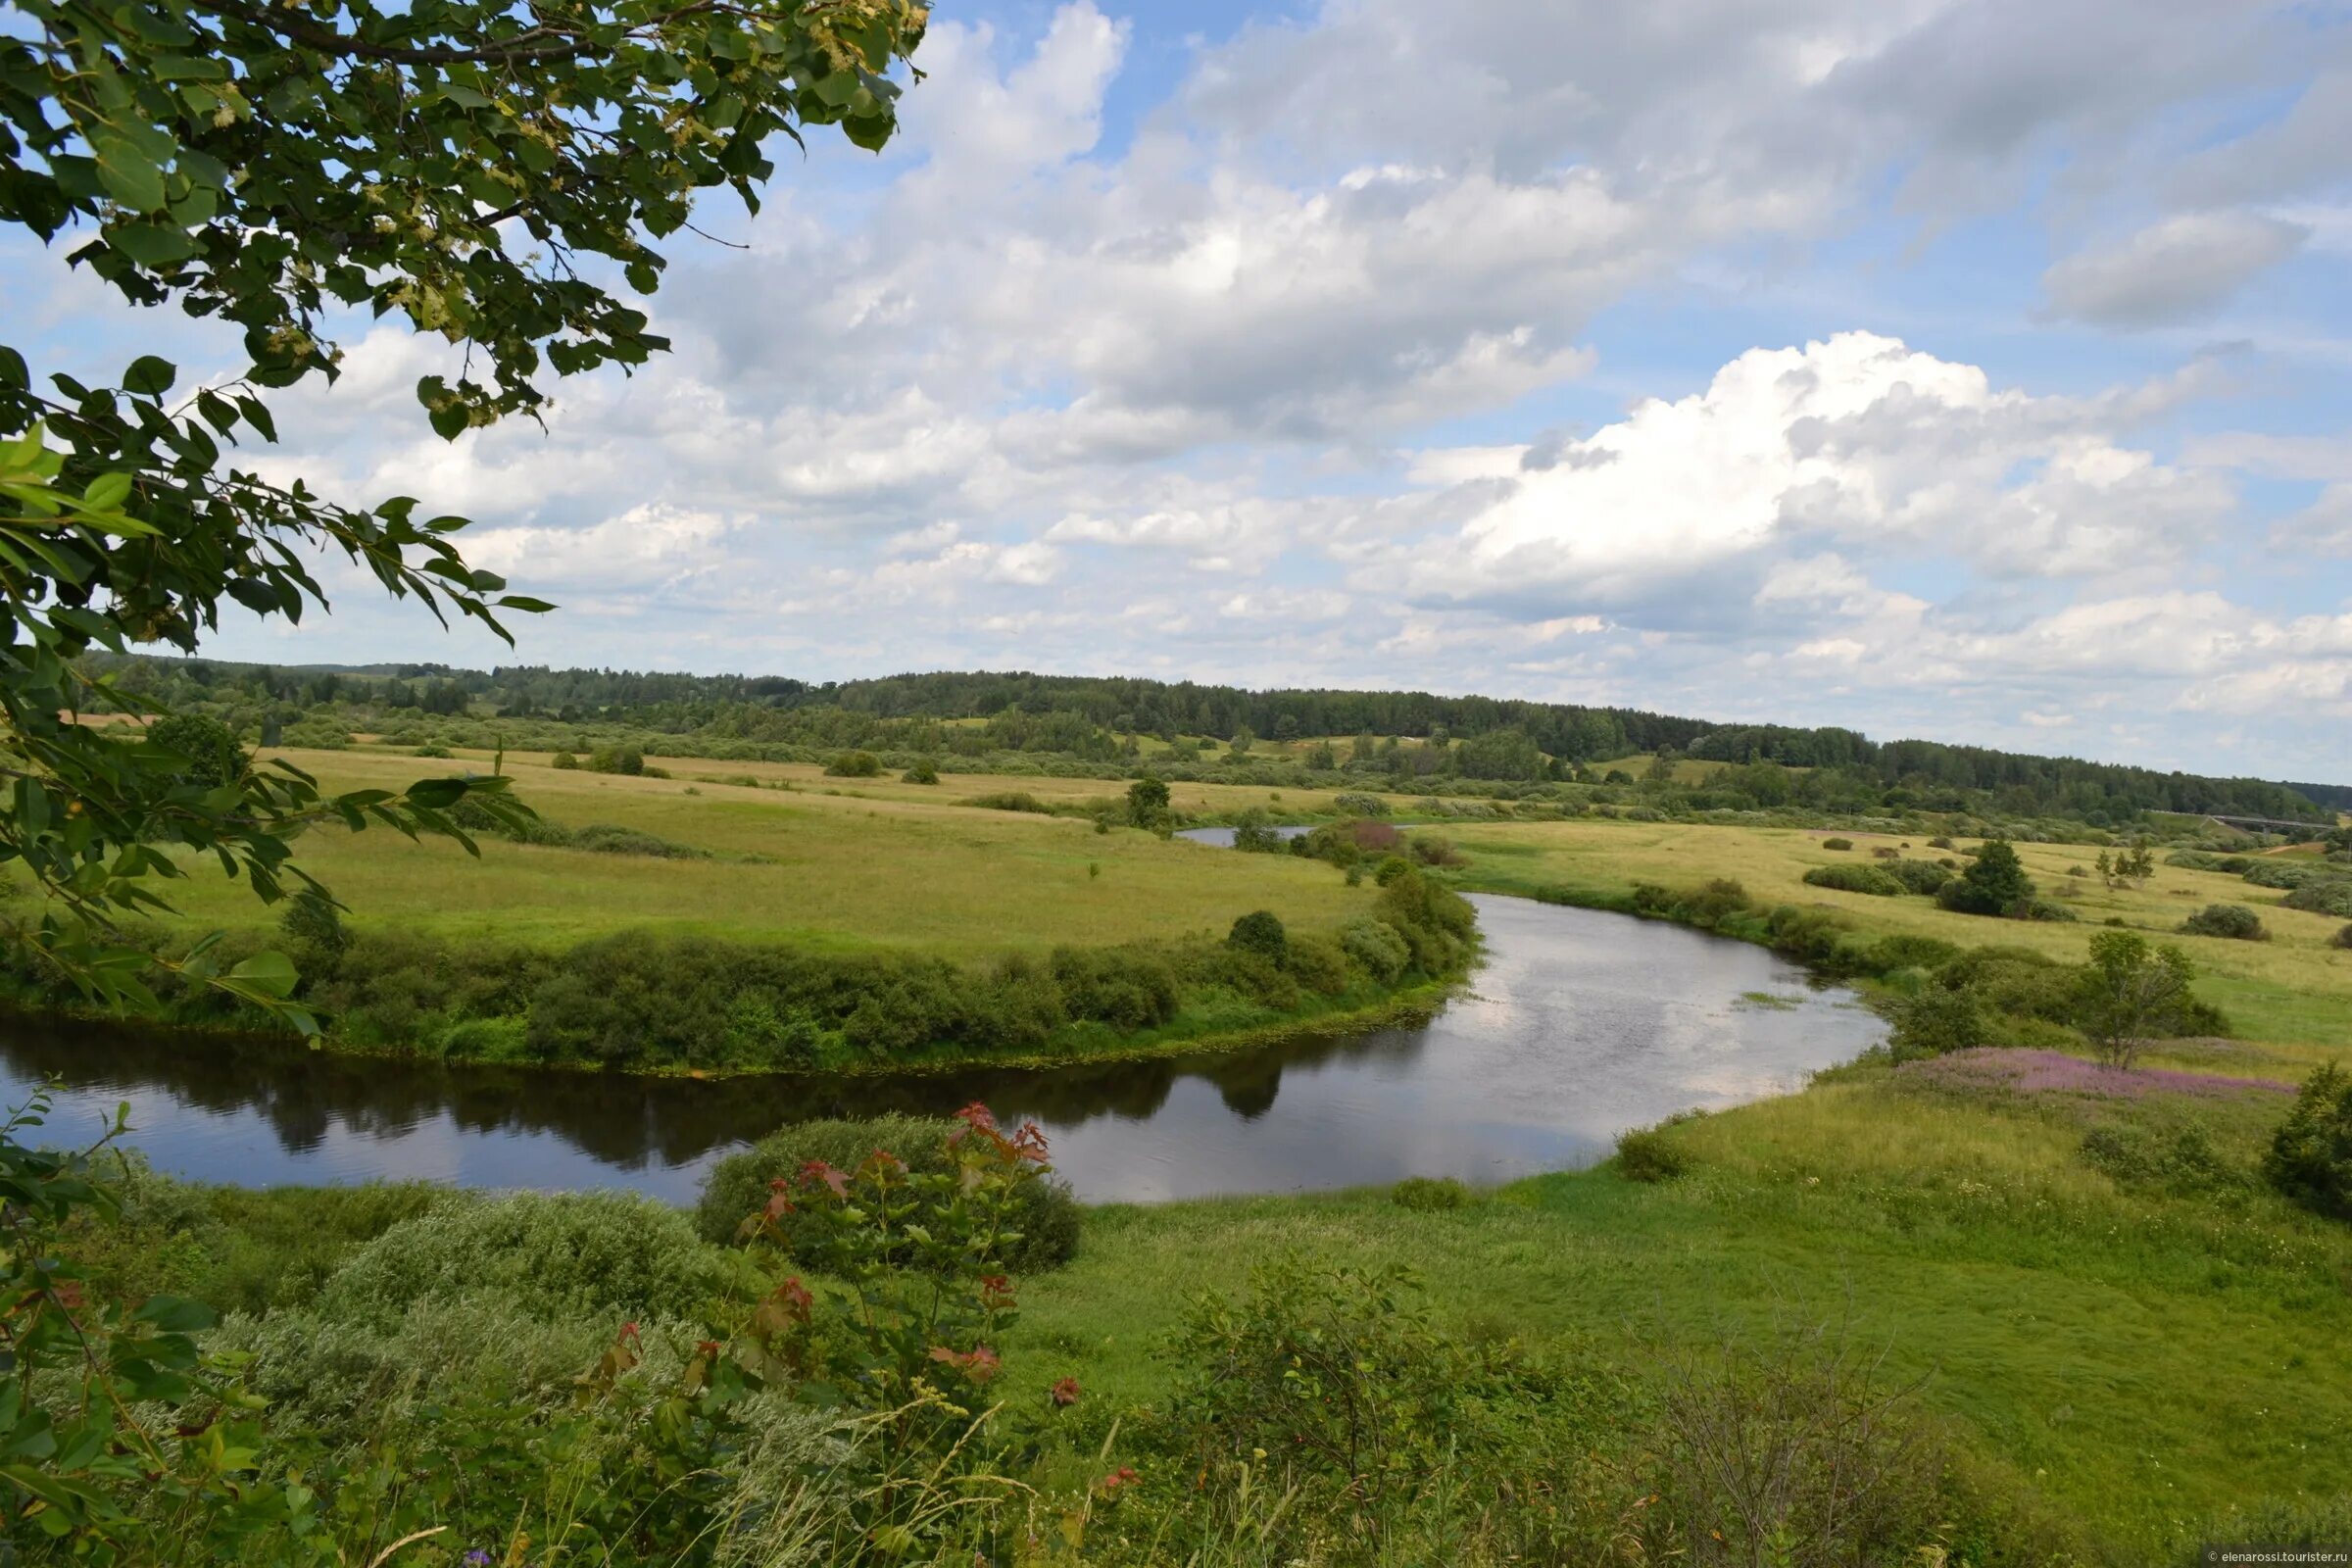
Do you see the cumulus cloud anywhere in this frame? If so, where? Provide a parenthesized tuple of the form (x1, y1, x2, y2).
(1387, 331, 2230, 616)
(12, 0, 2341, 776)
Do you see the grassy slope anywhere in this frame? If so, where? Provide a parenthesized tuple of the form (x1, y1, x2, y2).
(1435, 818, 2352, 1050)
(1007, 1060, 2352, 1559)
(146, 748, 1373, 959)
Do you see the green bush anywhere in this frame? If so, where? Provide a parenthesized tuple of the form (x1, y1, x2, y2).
(145, 710, 247, 787)
(825, 750, 883, 777)
(1227, 908, 1288, 959)
(2080, 1123, 2241, 1196)
(1879, 858, 1952, 895)
(1821, 837, 1854, 851)
(970, 790, 1052, 813)
(1863, 933, 1962, 971)
(1616, 1120, 1693, 1182)
(2282, 879, 2352, 918)
(901, 758, 940, 784)
(2264, 1062, 2352, 1221)
(318, 1191, 716, 1329)
(1886, 984, 1988, 1061)
(565, 822, 706, 858)
(1341, 915, 1412, 984)
(1936, 839, 2035, 917)
(1391, 1176, 1472, 1211)
(588, 745, 643, 775)
(550, 750, 580, 769)
(693, 1115, 1081, 1271)
(2334, 923, 2352, 951)
(2179, 903, 2269, 941)
(1803, 863, 1906, 897)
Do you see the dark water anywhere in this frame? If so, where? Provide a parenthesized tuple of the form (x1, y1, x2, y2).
(0, 897, 1881, 1203)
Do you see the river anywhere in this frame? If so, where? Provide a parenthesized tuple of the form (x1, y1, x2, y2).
(0, 894, 1882, 1202)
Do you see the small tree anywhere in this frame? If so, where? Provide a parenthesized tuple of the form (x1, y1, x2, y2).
(1230, 812, 1284, 854)
(2264, 1062, 2352, 1220)
(1228, 909, 1287, 958)
(2074, 931, 2194, 1069)
(1937, 839, 2034, 917)
(1127, 776, 1171, 826)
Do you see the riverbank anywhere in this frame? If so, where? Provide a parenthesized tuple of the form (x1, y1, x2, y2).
(1434, 817, 2352, 1054)
(71, 1020, 2352, 1563)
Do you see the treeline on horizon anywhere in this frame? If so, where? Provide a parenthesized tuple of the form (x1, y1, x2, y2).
(90, 655, 2341, 827)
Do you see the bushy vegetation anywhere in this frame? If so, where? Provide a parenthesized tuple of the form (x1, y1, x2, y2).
(1803, 861, 1907, 896)
(695, 1114, 1082, 1272)
(2180, 903, 2269, 941)
(0, 869, 1477, 1072)
(2264, 1062, 2352, 1220)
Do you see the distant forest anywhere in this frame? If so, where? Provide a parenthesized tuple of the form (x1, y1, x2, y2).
(91, 657, 2344, 829)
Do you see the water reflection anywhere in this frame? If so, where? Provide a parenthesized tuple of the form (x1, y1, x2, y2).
(0, 897, 1884, 1203)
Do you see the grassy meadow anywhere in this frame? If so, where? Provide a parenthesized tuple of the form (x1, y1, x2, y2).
(1002, 1050, 2352, 1559)
(142, 746, 1372, 959)
(1434, 817, 2352, 1051)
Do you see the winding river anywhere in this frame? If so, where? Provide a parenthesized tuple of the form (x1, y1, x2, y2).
(0, 894, 1882, 1202)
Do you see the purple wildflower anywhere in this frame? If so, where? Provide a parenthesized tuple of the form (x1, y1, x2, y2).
(1898, 1047, 2292, 1101)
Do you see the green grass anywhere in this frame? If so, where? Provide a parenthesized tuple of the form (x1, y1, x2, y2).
(1438, 817, 2352, 1049)
(139, 748, 1377, 960)
(1003, 1055, 2352, 1559)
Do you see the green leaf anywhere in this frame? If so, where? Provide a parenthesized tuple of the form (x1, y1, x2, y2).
(224, 951, 299, 999)
(109, 221, 199, 268)
(122, 356, 177, 397)
(92, 138, 167, 212)
(495, 595, 557, 613)
(81, 472, 133, 511)
(405, 778, 470, 809)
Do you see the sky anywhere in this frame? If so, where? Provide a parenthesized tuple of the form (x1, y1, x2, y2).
(10, 0, 2352, 781)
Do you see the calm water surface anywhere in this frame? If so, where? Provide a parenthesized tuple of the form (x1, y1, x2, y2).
(0, 897, 1882, 1203)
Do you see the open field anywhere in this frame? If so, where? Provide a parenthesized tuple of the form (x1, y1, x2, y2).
(132, 749, 1374, 959)
(1003, 1048, 2352, 1560)
(1436, 818, 2352, 1049)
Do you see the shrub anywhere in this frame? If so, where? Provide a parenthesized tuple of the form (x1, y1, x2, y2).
(1803, 863, 1906, 897)
(1391, 1176, 1472, 1211)
(2282, 879, 2352, 918)
(2081, 1123, 2241, 1196)
(1227, 908, 1288, 959)
(2265, 1061, 2352, 1220)
(588, 745, 643, 775)
(970, 790, 1052, 813)
(1821, 837, 1854, 851)
(2335, 923, 2352, 951)
(1863, 933, 1961, 972)
(1872, 846, 1901, 860)
(824, 749, 882, 777)
(1126, 776, 1170, 825)
(145, 710, 247, 787)
(1616, 1119, 1693, 1181)
(412, 742, 452, 758)
(901, 758, 940, 784)
(550, 750, 580, 769)
(1332, 792, 1389, 816)
(566, 822, 706, 858)
(1408, 832, 1464, 867)
(1879, 858, 1952, 895)
(278, 889, 349, 959)
(1341, 915, 1412, 984)
(1886, 984, 1988, 1061)
(1927, 835, 1955, 849)
(2179, 904, 2269, 941)
(695, 1114, 1081, 1271)
(1230, 811, 1286, 853)
(317, 1191, 715, 1329)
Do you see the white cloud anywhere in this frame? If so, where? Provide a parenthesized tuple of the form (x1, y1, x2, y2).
(2041, 211, 2309, 327)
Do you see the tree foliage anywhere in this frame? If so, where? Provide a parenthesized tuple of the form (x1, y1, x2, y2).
(2073, 931, 2194, 1070)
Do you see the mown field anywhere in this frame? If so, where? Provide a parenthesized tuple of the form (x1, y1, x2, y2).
(1433, 818, 2352, 1051)
(140, 747, 1372, 959)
